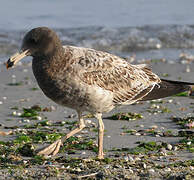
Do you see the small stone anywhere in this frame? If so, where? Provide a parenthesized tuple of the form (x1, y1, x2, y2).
(12, 111, 17, 116)
(167, 144, 173, 150)
(22, 119, 30, 123)
(173, 146, 178, 151)
(156, 44, 161, 49)
(134, 157, 141, 161)
(47, 161, 52, 165)
(190, 166, 194, 171)
(49, 106, 56, 111)
(2, 97, 7, 100)
(168, 99, 173, 103)
(104, 165, 110, 169)
(128, 155, 134, 162)
(187, 141, 191, 145)
(36, 116, 42, 120)
(160, 148, 167, 156)
(143, 163, 147, 169)
(164, 168, 171, 172)
(151, 125, 158, 129)
(129, 169, 133, 174)
(23, 69, 28, 72)
(124, 156, 129, 161)
(135, 133, 141, 136)
(148, 168, 155, 174)
(186, 65, 191, 72)
(23, 160, 28, 164)
(75, 168, 81, 172)
(140, 124, 144, 128)
(85, 120, 92, 124)
(81, 151, 86, 155)
(0, 101, 3, 105)
(68, 114, 76, 118)
(17, 112, 22, 116)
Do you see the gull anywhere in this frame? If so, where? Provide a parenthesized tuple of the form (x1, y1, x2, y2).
(6, 27, 194, 159)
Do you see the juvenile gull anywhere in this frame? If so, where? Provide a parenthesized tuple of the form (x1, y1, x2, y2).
(6, 27, 194, 159)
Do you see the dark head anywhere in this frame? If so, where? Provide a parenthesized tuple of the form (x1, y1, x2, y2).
(6, 27, 62, 69)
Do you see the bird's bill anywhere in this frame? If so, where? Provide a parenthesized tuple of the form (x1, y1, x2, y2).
(6, 49, 30, 69)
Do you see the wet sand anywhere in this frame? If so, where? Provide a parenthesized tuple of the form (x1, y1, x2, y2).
(0, 58, 193, 179)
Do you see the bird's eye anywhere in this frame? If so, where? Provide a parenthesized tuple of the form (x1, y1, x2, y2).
(29, 38, 37, 44)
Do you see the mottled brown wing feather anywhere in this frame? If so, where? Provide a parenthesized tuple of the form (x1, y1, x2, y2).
(69, 46, 161, 104)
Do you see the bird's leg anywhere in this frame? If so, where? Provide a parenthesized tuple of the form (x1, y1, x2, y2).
(95, 113, 104, 159)
(37, 110, 85, 156)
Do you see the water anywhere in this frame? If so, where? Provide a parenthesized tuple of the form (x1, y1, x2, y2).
(0, 0, 194, 61)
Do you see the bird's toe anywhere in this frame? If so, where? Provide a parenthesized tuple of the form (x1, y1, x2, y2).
(37, 139, 62, 156)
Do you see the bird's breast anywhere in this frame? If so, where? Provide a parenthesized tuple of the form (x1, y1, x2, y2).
(32, 59, 114, 113)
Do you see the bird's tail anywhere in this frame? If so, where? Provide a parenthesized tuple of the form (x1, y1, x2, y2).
(141, 79, 194, 101)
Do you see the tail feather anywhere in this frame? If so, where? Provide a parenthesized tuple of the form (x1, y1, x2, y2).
(141, 79, 194, 101)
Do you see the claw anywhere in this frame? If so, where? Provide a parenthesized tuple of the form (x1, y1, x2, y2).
(37, 139, 62, 156)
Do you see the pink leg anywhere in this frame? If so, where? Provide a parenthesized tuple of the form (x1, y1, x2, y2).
(37, 110, 85, 156)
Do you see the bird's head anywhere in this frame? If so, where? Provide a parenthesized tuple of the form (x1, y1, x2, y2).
(6, 27, 61, 69)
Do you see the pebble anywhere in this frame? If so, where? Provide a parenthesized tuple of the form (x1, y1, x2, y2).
(128, 156, 135, 162)
(156, 43, 161, 49)
(85, 120, 92, 124)
(187, 141, 191, 145)
(143, 163, 147, 169)
(167, 144, 173, 150)
(148, 168, 155, 174)
(17, 112, 22, 116)
(160, 148, 167, 156)
(76, 135, 82, 138)
(186, 65, 191, 73)
(12, 111, 17, 116)
(134, 157, 141, 161)
(135, 133, 141, 136)
(23, 160, 28, 164)
(36, 116, 42, 120)
(164, 168, 171, 172)
(128, 169, 134, 174)
(75, 167, 82, 172)
(2, 97, 7, 100)
(46, 161, 52, 165)
(104, 165, 110, 169)
(168, 99, 173, 103)
(124, 156, 129, 161)
(50, 106, 56, 111)
(81, 151, 86, 155)
(22, 119, 30, 123)
(12, 75, 16, 78)
(173, 146, 178, 151)
(0, 101, 3, 105)
(23, 69, 28, 72)
(139, 124, 144, 128)
(68, 114, 76, 118)
(151, 125, 158, 129)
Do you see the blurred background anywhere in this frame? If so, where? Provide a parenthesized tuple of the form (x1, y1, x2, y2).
(0, 0, 194, 61)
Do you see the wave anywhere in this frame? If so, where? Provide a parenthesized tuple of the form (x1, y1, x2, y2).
(1, 25, 194, 56)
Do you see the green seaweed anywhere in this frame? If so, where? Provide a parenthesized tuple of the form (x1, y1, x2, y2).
(174, 91, 189, 97)
(110, 112, 143, 121)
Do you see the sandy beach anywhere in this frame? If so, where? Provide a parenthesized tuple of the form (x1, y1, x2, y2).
(0, 56, 193, 179)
